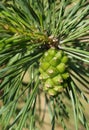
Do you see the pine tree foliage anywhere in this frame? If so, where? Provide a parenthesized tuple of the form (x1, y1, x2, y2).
(0, 0, 89, 130)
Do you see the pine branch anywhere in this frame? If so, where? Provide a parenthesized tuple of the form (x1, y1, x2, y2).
(0, 0, 89, 130)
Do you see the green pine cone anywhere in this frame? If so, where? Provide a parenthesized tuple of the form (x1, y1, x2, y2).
(39, 47, 69, 96)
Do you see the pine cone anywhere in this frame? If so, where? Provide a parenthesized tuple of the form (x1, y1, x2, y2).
(39, 47, 69, 96)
